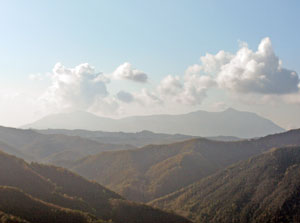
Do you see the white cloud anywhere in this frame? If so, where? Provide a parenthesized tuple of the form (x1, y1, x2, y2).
(180, 74, 216, 105)
(216, 37, 299, 94)
(156, 72, 216, 106)
(154, 37, 299, 107)
(200, 50, 233, 74)
(113, 62, 148, 83)
(134, 89, 163, 106)
(40, 63, 108, 112)
(116, 90, 134, 103)
(89, 97, 121, 116)
(157, 75, 183, 96)
(35, 37, 299, 119)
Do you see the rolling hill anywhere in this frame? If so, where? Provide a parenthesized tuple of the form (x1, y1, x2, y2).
(36, 129, 196, 147)
(22, 108, 284, 138)
(0, 150, 191, 223)
(150, 146, 300, 223)
(70, 129, 300, 203)
(0, 125, 241, 167)
(0, 126, 134, 163)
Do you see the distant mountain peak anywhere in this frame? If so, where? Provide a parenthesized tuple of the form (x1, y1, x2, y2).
(22, 109, 285, 138)
(223, 107, 238, 112)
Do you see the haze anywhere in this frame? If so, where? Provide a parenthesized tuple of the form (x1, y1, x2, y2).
(1, 2, 300, 222)
(0, 0, 299, 129)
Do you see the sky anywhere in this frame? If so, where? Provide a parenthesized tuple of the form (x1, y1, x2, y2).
(0, 0, 300, 129)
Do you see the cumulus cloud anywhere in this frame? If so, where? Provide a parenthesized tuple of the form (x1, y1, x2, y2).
(40, 63, 108, 112)
(134, 89, 163, 106)
(35, 37, 299, 117)
(113, 62, 148, 83)
(89, 97, 121, 116)
(116, 90, 134, 103)
(180, 74, 216, 105)
(154, 37, 299, 107)
(157, 72, 216, 105)
(157, 75, 183, 96)
(200, 50, 233, 74)
(214, 37, 299, 94)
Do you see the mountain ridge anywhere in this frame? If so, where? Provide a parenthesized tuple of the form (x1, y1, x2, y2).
(149, 146, 300, 223)
(22, 108, 284, 138)
(70, 128, 300, 203)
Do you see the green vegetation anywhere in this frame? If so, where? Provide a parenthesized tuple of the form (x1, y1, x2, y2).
(0, 151, 191, 223)
(150, 146, 300, 223)
(30, 163, 122, 220)
(2, 126, 300, 222)
(71, 129, 300, 202)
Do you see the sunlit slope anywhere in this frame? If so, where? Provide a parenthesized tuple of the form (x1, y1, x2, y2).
(150, 146, 300, 223)
(72, 129, 300, 202)
(0, 151, 191, 223)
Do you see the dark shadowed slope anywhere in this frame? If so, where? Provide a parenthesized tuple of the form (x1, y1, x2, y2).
(71, 129, 300, 203)
(0, 210, 29, 223)
(0, 186, 97, 223)
(0, 150, 191, 223)
(150, 146, 300, 223)
(22, 108, 284, 138)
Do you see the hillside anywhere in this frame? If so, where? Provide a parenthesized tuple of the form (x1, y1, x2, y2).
(36, 129, 196, 147)
(0, 186, 98, 223)
(0, 126, 134, 163)
(150, 146, 300, 223)
(0, 151, 191, 223)
(71, 129, 300, 202)
(0, 141, 30, 160)
(22, 108, 284, 138)
(0, 210, 29, 223)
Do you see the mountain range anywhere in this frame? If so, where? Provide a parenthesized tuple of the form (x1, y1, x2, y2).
(0, 126, 135, 165)
(22, 108, 285, 138)
(0, 126, 204, 166)
(35, 129, 196, 147)
(69, 129, 300, 203)
(0, 123, 299, 222)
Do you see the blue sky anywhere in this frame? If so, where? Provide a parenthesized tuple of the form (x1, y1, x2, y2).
(0, 0, 300, 128)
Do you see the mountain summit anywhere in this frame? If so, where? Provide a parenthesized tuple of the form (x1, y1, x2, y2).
(22, 109, 284, 138)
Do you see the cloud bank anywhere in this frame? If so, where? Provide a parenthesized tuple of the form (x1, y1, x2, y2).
(36, 37, 299, 117)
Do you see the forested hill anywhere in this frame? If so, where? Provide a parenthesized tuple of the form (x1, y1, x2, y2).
(150, 146, 300, 223)
(0, 150, 191, 223)
(71, 129, 300, 202)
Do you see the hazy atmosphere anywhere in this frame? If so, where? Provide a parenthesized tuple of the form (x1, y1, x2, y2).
(1, 1, 300, 223)
(1, 0, 300, 129)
